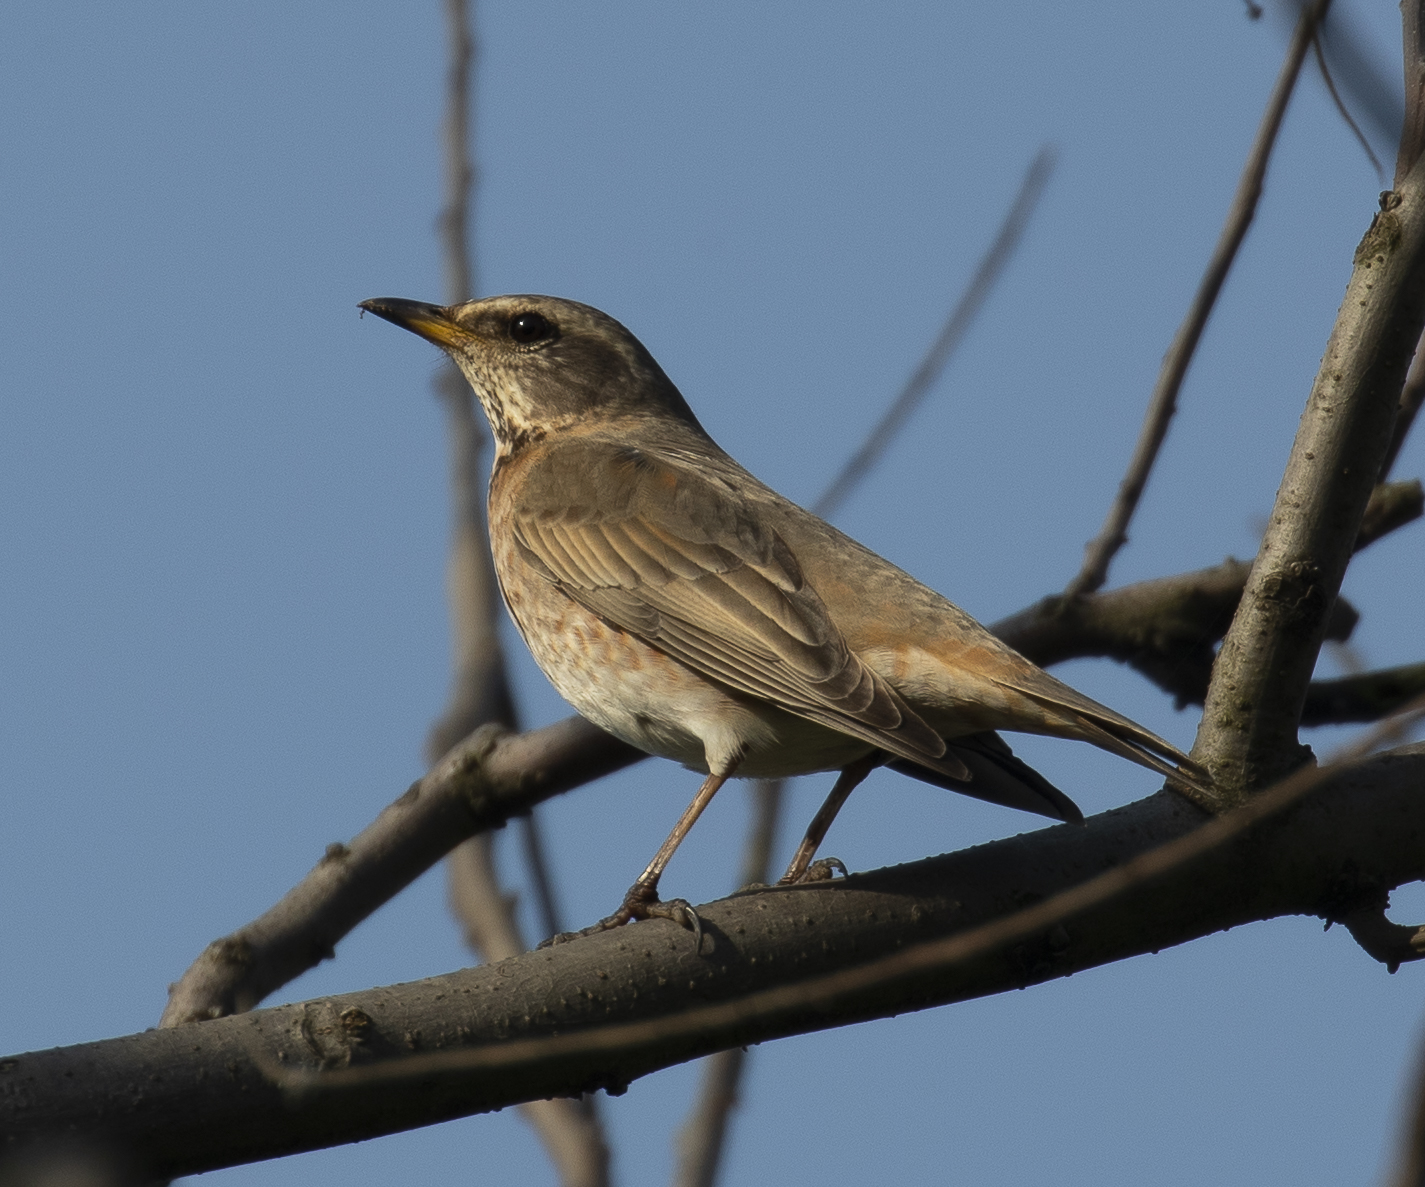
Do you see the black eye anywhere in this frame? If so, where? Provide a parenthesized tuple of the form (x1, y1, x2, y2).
(509, 311, 554, 344)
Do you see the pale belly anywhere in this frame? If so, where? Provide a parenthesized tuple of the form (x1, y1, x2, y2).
(495, 546, 873, 779)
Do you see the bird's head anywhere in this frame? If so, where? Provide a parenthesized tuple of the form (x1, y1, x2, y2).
(359, 294, 703, 451)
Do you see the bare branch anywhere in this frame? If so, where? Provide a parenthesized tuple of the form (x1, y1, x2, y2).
(814, 147, 1054, 520)
(1391, 1019, 1425, 1187)
(448, 836, 609, 1187)
(994, 558, 1358, 710)
(1195, 153, 1425, 800)
(1301, 661, 1425, 726)
(436, 0, 475, 308)
(1396, 0, 1425, 187)
(18, 738, 1425, 1178)
(1356, 478, 1424, 550)
(158, 719, 640, 1027)
(1382, 329, 1425, 478)
(673, 1046, 747, 1187)
(1065, 0, 1329, 598)
(1313, 31, 1385, 182)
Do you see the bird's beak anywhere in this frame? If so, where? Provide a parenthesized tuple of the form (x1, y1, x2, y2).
(359, 297, 467, 351)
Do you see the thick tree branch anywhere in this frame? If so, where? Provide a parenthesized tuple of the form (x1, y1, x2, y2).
(1194, 155, 1425, 800)
(12, 745, 1424, 1179)
(448, 835, 609, 1187)
(1066, 0, 1329, 598)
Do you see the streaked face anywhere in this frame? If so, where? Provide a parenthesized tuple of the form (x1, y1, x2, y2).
(361, 294, 699, 450)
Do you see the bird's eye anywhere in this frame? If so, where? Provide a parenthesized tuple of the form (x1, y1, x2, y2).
(509, 311, 554, 344)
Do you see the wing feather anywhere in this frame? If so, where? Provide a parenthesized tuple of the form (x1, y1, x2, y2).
(510, 442, 962, 775)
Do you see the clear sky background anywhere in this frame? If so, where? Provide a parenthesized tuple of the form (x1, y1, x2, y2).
(3, 3, 1423, 1184)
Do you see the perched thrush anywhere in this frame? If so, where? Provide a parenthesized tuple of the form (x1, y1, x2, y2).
(363, 294, 1209, 939)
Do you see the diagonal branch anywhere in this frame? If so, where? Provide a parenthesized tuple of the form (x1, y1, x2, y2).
(1381, 329, 1425, 479)
(814, 146, 1054, 520)
(158, 719, 640, 1027)
(1194, 152, 1425, 800)
(1065, 0, 1330, 598)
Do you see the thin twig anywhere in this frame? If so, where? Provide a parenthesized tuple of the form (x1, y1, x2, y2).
(1065, 0, 1330, 598)
(1382, 327, 1425, 479)
(1391, 1022, 1425, 1187)
(813, 146, 1055, 521)
(1314, 31, 1385, 181)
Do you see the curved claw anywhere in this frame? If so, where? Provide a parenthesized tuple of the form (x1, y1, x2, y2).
(801, 856, 849, 883)
(538, 885, 704, 949)
(644, 897, 702, 948)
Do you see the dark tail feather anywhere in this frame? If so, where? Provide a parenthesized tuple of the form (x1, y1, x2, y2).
(886, 730, 1084, 824)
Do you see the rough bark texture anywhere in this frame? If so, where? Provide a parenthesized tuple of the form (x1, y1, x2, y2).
(1196, 157, 1425, 799)
(9, 747, 1423, 1180)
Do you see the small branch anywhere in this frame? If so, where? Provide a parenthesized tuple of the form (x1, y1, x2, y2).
(1195, 153, 1425, 800)
(436, 0, 475, 307)
(673, 1047, 747, 1187)
(158, 718, 640, 1027)
(1396, 0, 1425, 187)
(1065, 0, 1329, 598)
(1356, 479, 1424, 550)
(1301, 661, 1425, 726)
(1382, 329, 1425, 478)
(993, 558, 1358, 710)
(1313, 31, 1384, 181)
(1391, 1013, 1425, 1187)
(814, 147, 1055, 520)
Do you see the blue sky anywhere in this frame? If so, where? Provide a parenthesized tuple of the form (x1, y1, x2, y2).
(2, 3, 1422, 1183)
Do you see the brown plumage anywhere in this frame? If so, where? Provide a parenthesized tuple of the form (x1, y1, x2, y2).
(362, 293, 1210, 940)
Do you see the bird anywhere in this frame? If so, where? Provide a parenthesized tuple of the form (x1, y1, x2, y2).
(361, 293, 1211, 941)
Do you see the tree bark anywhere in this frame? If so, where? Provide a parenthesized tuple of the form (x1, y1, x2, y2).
(10, 746, 1423, 1180)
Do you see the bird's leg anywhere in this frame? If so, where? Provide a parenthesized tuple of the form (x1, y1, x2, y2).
(778, 751, 881, 885)
(549, 762, 738, 947)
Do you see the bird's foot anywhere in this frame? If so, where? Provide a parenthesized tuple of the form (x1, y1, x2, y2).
(539, 881, 703, 949)
(777, 856, 848, 886)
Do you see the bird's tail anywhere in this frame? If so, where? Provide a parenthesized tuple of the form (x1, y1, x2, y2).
(1007, 679, 1214, 799)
